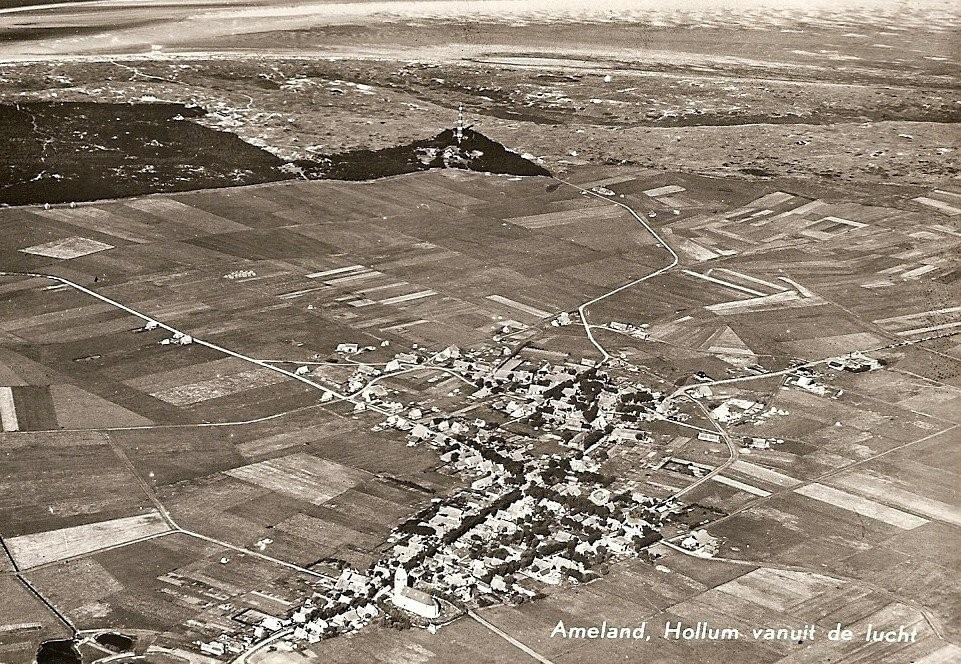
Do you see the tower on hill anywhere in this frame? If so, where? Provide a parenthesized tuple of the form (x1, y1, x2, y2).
(455, 104, 465, 145)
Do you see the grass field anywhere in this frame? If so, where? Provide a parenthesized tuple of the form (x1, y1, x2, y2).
(225, 452, 368, 506)
(20, 236, 114, 260)
(7, 511, 171, 568)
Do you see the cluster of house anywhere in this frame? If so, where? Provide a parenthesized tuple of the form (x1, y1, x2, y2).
(740, 435, 784, 450)
(786, 353, 883, 398)
(786, 368, 842, 398)
(375, 439, 666, 607)
(195, 564, 442, 655)
(187, 330, 886, 660)
(679, 529, 719, 557)
(605, 321, 651, 340)
(709, 397, 764, 424)
(827, 352, 884, 373)
(659, 456, 714, 479)
(486, 361, 663, 438)
(195, 413, 665, 657)
(136, 319, 195, 347)
(359, 357, 673, 608)
(136, 317, 201, 347)
(194, 341, 783, 658)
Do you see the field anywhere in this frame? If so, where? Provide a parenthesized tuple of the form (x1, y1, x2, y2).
(0, 160, 955, 661)
(0, 575, 71, 664)
(224, 453, 368, 506)
(0, 2, 959, 662)
(6, 511, 171, 568)
(25, 532, 322, 640)
(20, 236, 114, 260)
(0, 430, 159, 539)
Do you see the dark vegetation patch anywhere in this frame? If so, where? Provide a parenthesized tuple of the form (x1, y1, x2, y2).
(645, 108, 961, 127)
(674, 504, 727, 528)
(0, 102, 549, 206)
(36, 640, 82, 664)
(0, 102, 287, 206)
(93, 633, 134, 652)
(293, 127, 550, 180)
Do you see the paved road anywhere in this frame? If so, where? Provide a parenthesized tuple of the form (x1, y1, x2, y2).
(468, 609, 556, 664)
(553, 177, 681, 363)
(652, 327, 961, 503)
(0, 271, 350, 583)
(229, 625, 296, 664)
(0, 271, 491, 584)
(665, 394, 740, 501)
(0, 271, 405, 419)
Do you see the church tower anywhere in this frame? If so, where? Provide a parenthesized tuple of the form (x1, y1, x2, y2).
(393, 566, 409, 591)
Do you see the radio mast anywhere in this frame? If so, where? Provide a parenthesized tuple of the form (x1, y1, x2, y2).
(455, 104, 465, 145)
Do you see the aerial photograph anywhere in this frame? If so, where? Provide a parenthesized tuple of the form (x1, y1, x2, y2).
(0, 0, 958, 662)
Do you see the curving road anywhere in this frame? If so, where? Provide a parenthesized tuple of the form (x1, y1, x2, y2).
(553, 177, 681, 364)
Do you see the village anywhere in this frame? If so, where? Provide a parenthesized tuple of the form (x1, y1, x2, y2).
(188, 320, 890, 657)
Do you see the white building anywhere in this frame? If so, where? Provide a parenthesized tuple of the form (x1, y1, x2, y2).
(391, 568, 440, 619)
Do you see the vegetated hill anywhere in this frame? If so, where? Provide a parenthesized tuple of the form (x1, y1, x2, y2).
(0, 102, 549, 206)
(296, 128, 550, 180)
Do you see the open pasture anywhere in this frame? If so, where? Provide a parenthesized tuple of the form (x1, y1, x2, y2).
(7, 511, 171, 569)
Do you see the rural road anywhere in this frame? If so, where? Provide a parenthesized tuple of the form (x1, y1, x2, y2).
(553, 177, 682, 363)
(468, 609, 556, 664)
